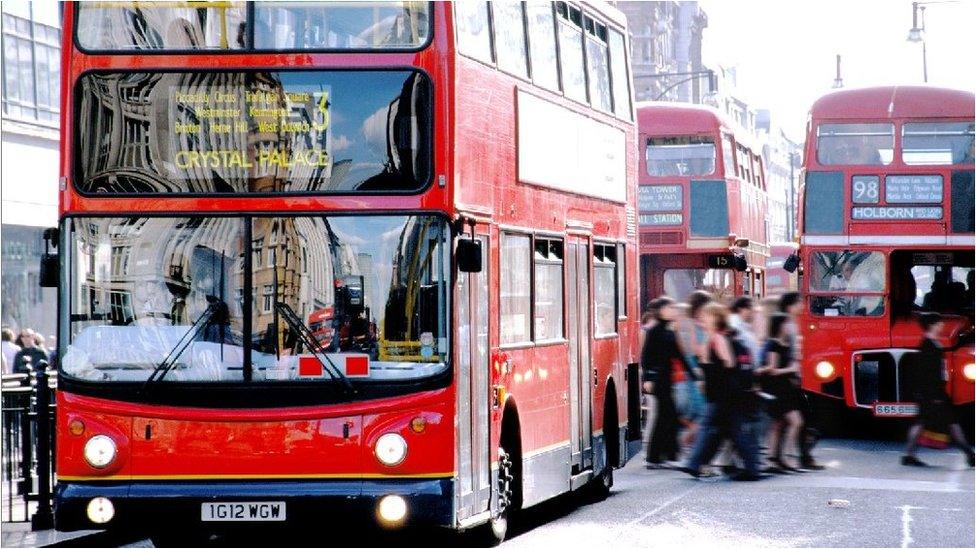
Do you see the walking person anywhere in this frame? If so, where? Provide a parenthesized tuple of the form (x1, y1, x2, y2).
(683, 303, 763, 480)
(643, 297, 696, 467)
(779, 292, 824, 470)
(1, 328, 20, 375)
(676, 291, 711, 449)
(759, 313, 804, 471)
(13, 329, 47, 375)
(902, 312, 975, 467)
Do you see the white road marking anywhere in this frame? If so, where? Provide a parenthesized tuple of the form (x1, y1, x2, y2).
(899, 505, 921, 548)
(623, 486, 696, 527)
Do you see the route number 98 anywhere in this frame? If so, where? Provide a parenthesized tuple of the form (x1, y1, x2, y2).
(852, 175, 880, 204)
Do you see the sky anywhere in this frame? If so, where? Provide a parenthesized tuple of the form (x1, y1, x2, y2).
(698, 0, 976, 141)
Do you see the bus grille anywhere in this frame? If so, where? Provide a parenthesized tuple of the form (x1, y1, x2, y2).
(640, 232, 682, 246)
(853, 352, 915, 405)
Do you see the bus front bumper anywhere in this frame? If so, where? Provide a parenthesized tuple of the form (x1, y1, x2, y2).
(55, 478, 454, 532)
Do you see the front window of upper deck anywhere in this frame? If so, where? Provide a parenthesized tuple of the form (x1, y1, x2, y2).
(74, 69, 431, 194)
(816, 123, 894, 166)
(808, 251, 885, 317)
(645, 136, 716, 177)
(76, 2, 430, 51)
(903, 122, 975, 165)
(62, 214, 450, 387)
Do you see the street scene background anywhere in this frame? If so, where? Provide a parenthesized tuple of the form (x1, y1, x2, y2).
(1, 1, 974, 548)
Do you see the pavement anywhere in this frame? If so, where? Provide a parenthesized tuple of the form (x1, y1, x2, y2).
(5, 438, 972, 548)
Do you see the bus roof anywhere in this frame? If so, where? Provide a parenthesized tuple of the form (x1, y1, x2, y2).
(809, 85, 976, 121)
(636, 101, 731, 136)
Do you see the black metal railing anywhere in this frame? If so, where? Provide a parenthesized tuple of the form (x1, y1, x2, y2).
(2, 362, 55, 529)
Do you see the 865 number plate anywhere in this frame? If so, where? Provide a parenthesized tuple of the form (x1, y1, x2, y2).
(872, 402, 918, 417)
(201, 501, 286, 522)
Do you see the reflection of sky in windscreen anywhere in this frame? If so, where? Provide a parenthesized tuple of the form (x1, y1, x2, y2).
(278, 71, 409, 185)
(328, 216, 407, 317)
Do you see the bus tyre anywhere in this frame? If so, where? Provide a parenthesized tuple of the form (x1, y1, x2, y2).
(470, 446, 516, 546)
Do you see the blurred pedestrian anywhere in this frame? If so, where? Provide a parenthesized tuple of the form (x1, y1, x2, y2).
(641, 299, 664, 459)
(779, 292, 824, 470)
(760, 313, 803, 471)
(902, 313, 975, 467)
(643, 297, 696, 467)
(13, 329, 47, 375)
(2, 328, 20, 374)
(683, 303, 763, 480)
(675, 291, 711, 449)
(729, 297, 759, 365)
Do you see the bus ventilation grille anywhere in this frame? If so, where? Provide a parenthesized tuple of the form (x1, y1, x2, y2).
(641, 232, 683, 246)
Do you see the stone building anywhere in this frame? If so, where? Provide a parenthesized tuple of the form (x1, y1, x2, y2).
(616, 1, 709, 103)
(1, 1, 61, 338)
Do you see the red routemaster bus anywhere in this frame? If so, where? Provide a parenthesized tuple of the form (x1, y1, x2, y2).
(47, 1, 639, 543)
(636, 102, 769, 306)
(797, 85, 975, 417)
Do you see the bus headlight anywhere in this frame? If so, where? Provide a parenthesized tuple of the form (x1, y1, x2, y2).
(375, 433, 407, 466)
(83, 435, 117, 469)
(377, 495, 408, 525)
(963, 363, 976, 381)
(815, 361, 836, 380)
(86, 497, 115, 524)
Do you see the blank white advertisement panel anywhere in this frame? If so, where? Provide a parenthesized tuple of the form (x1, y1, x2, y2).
(517, 91, 626, 203)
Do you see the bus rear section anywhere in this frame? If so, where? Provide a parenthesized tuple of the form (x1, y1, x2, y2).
(798, 86, 975, 418)
(636, 102, 769, 307)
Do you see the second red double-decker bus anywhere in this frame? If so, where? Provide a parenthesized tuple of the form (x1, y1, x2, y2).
(636, 102, 769, 306)
(798, 85, 975, 419)
(49, 1, 639, 543)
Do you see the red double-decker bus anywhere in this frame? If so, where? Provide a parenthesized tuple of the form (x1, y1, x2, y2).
(636, 102, 769, 306)
(48, 1, 639, 543)
(797, 85, 975, 418)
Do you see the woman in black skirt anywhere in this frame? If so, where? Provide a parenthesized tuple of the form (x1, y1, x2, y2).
(759, 313, 803, 471)
(903, 312, 975, 467)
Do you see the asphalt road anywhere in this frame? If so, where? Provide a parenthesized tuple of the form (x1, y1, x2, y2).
(76, 438, 973, 548)
(502, 439, 974, 549)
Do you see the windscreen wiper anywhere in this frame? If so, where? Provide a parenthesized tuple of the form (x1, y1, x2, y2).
(274, 301, 356, 395)
(141, 296, 227, 392)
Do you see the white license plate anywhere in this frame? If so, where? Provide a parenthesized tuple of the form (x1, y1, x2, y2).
(872, 402, 918, 417)
(201, 501, 286, 522)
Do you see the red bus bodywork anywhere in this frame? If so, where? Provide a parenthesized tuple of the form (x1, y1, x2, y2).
(798, 86, 975, 414)
(636, 102, 769, 306)
(54, 1, 640, 535)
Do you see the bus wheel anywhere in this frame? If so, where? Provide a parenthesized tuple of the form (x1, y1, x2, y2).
(585, 399, 618, 501)
(489, 447, 514, 542)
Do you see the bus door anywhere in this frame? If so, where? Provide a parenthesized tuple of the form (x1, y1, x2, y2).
(567, 237, 593, 471)
(455, 233, 491, 519)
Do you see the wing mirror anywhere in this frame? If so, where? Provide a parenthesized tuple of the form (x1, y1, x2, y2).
(39, 227, 59, 288)
(783, 253, 801, 273)
(457, 238, 482, 273)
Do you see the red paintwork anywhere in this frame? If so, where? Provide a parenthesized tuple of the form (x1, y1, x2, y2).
(799, 85, 975, 408)
(56, 0, 639, 513)
(636, 102, 769, 305)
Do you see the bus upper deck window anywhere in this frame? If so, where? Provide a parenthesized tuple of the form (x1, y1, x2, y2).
(903, 122, 975, 165)
(816, 123, 893, 166)
(645, 136, 716, 177)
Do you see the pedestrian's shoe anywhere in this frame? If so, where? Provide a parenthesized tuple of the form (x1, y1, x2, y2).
(799, 459, 825, 471)
(966, 452, 974, 468)
(770, 457, 799, 473)
(763, 465, 789, 475)
(730, 472, 769, 482)
(645, 460, 664, 470)
(901, 455, 928, 467)
(721, 464, 742, 476)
